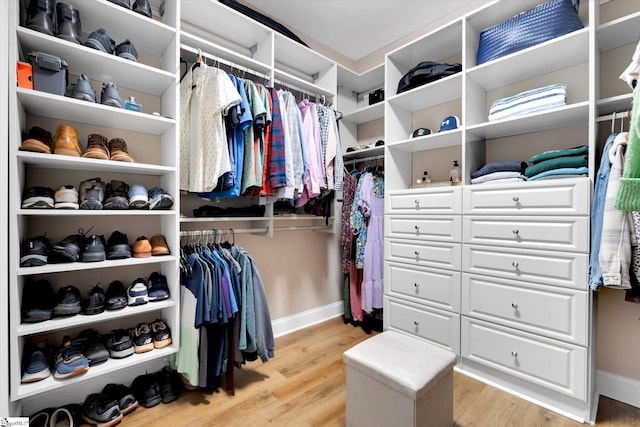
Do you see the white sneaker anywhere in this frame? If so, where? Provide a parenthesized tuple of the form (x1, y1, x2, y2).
(54, 185, 79, 209)
(127, 278, 149, 306)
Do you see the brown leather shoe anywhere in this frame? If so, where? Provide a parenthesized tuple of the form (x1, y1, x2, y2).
(20, 126, 53, 154)
(150, 234, 170, 256)
(54, 125, 82, 157)
(108, 138, 135, 162)
(82, 134, 109, 160)
(132, 236, 152, 258)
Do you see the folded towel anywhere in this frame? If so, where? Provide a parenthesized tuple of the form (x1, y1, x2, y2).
(489, 83, 567, 122)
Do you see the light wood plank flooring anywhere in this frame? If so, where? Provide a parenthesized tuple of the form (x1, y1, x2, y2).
(119, 317, 640, 427)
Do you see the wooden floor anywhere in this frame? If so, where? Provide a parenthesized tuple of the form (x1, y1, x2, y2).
(118, 317, 640, 427)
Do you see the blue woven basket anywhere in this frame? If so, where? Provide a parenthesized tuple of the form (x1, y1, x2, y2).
(476, 0, 583, 66)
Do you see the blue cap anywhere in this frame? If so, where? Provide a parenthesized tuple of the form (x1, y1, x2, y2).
(439, 115, 460, 132)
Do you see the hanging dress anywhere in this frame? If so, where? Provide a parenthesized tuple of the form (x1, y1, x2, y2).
(360, 173, 384, 312)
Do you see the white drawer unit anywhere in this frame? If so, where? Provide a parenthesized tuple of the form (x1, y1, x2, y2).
(387, 187, 462, 214)
(462, 274, 588, 345)
(386, 262, 461, 312)
(463, 179, 590, 216)
(462, 318, 587, 401)
(386, 297, 461, 354)
(386, 239, 461, 271)
(386, 215, 462, 242)
(463, 216, 589, 252)
(462, 245, 588, 290)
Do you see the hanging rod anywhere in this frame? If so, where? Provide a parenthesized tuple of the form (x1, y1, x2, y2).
(273, 79, 329, 104)
(180, 43, 271, 81)
(273, 225, 331, 232)
(597, 110, 630, 122)
(348, 154, 385, 164)
(180, 228, 269, 237)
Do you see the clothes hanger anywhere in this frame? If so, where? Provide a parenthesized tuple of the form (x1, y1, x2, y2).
(611, 111, 616, 134)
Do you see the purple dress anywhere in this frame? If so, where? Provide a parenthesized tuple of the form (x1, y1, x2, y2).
(360, 173, 384, 313)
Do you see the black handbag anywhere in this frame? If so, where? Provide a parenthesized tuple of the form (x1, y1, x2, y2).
(396, 61, 462, 94)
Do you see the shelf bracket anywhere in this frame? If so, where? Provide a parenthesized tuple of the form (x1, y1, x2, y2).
(311, 72, 320, 82)
(249, 44, 258, 56)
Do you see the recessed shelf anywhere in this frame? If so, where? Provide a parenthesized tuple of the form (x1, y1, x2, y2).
(342, 102, 384, 124)
(17, 255, 178, 277)
(387, 129, 462, 153)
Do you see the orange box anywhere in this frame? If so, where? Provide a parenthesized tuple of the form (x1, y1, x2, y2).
(17, 61, 33, 90)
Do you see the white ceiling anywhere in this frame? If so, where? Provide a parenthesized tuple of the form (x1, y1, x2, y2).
(244, 0, 474, 62)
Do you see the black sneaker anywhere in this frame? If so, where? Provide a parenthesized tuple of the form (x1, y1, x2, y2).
(101, 383, 139, 416)
(133, 0, 152, 18)
(50, 229, 87, 263)
(105, 280, 127, 310)
(82, 392, 123, 427)
(22, 279, 56, 323)
(103, 180, 129, 210)
(77, 329, 110, 366)
(150, 319, 172, 349)
(104, 329, 134, 359)
(106, 231, 131, 260)
(53, 285, 82, 317)
(115, 39, 138, 62)
(131, 323, 154, 353)
(155, 366, 181, 404)
(131, 372, 162, 408)
(22, 186, 54, 209)
(84, 28, 116, 54)
(147, 272, 169, 301)
(20, 235, 51, 267)
(81, 235, 106, 262)
(82, 284, 106, 315)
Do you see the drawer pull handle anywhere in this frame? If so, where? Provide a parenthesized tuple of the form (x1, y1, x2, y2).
(414, 199, 420, 205)
(414, 251, 420, 256)
(512, 262, 519, 268)
(511, 351, 518, 358)
(414, 283, 419, 288)
(511, 303, 518, 309)
(512, 229, 519, 235)
(512, 196, 519, 202)
(413, 321, 419, 326)
(414, 225, 420, 231)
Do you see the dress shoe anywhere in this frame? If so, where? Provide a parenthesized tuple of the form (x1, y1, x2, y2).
(53, 125, 82, 157)
(20, 126, 53, 154)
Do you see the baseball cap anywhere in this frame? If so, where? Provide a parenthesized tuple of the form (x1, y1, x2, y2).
(411, 128, 431, 138)
(439, 115, 460, 132)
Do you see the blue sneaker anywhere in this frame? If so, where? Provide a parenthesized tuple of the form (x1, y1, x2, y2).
(54, 336, 89, 379)
(22, 342, 52, 383)
(128, 184, 149, 209)
(147, 272, 169, 301)
(148, 187, 174, 210)
(127, 278, 148, 306)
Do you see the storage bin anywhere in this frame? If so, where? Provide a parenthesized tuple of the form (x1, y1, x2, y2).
(27, 51, 68, 96)
(16, 61, 33, 90)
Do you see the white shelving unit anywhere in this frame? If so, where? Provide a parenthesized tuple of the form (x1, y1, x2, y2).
(8, 0, 179, 414)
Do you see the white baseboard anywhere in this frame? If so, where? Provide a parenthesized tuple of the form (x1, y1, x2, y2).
(597, 370, 640, 409)
(272, 301, 344, 338)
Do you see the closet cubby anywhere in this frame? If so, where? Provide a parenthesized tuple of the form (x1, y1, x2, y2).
(9, 0, 180, 410)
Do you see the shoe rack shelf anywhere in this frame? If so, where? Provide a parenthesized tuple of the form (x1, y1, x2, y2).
(8, 0, 180, 411)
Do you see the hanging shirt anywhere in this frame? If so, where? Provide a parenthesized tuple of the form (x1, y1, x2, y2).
(241, 80, 267, 194)
(180, 64, 241, 192)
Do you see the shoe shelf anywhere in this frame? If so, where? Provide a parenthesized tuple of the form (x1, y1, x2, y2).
(596, 94, 634, 116)
(386, 73, 462, 113)
(341, 102, 384, 125)
(387, 129, 463, 153)
(18, 209, 176, 217)
(343, 145, 384, 160)
(17, 300, 176, 337)
(14, 345, 177, 401)
(17, 255, 179, 277)
(17, 28, 175, 97)
(17, 88, 175, 135)
(597, 9, 640, 51)
(57, 0, 177, 58)
(17, 151, 175, 175)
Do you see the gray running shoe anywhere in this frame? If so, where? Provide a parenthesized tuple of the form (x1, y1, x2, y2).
(84, 28, 116, 53)
(101, 83, 123, 108)
(70, 74, 96, 102)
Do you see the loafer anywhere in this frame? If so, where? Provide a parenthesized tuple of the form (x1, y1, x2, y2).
(131, 236, 151, 257)
(20, 126, 53, 154)
(150, 234, 170, 256)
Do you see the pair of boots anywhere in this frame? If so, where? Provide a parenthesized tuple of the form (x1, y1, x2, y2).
(26, 0, 81, 44)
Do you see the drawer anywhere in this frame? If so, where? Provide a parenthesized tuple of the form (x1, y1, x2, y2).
(386, 262, 461, 312)
(386, 297, 460, 354)
(463, 216, 589, 252)
(463, 179, 590, 215)
(386, 239, 461, 270)
(461, 318, 587, 400)
(461, 274, 588, 345)
(386, 215, 461, 242)
(387, 187, 461, 214)
(462, 245, 588, 289)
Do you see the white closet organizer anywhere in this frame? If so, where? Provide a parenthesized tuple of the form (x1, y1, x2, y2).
(179, 0, 339, 236)
(383, 0, 598, 422)
(8, 0, 179, 413)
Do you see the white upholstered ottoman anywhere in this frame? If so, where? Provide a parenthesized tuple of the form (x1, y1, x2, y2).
(343, 330, 457, 427)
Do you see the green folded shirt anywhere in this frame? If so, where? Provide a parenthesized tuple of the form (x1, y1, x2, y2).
(528, 145, 588, 164)
(525, 155, 587, 177)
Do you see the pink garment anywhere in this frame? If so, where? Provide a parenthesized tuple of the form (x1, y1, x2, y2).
(349, 261, 363, 322)
(298, 101, 322, 197)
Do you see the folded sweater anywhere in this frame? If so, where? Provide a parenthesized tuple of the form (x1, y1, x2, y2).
(524, 155, 587, 178)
